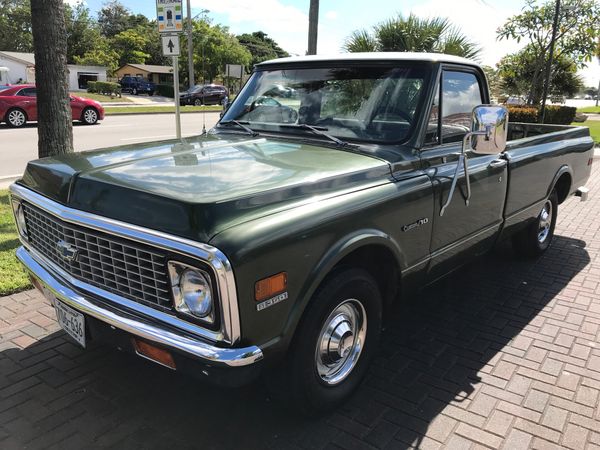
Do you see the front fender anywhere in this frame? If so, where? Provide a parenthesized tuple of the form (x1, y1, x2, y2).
(276, 229, 405, 355)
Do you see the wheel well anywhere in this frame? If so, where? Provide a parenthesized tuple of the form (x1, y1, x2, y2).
(332, 245, 400, 310)
(554, 172, 572, 204)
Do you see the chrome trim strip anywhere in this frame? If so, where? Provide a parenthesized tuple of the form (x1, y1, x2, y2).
(9, 183, 241, 345)
(18, 247, 262, 367)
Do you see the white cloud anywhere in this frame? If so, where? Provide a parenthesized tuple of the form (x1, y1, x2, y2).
(325, 11, 338, 21)
(191, 0, 308, 55)
(410, 0, 523, 67)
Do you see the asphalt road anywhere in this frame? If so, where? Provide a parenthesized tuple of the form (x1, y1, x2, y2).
(0, 112, 220, 182)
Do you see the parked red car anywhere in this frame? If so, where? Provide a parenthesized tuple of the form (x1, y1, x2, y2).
(0, 85, 105, 128)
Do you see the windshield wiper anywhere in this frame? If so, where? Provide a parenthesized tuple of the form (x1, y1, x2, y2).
(280, 123, 348, 146)
(218, 120, 259, 137)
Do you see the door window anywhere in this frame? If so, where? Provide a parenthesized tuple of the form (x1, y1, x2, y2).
(441, 71, 482, 143)
(17, 88, 37, 97)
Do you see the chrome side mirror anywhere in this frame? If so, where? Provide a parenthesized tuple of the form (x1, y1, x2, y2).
(440, 105, 509, 217)
(470, 105, 509, 155)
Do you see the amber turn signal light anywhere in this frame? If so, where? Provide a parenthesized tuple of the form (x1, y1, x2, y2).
(132, 338, 176, 370)
(255, 272, 287, 302)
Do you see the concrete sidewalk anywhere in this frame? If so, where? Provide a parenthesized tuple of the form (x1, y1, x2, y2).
(1, 167, 600, 449)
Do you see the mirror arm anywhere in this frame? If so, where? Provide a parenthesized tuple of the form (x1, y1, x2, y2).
(439, 128, 489, 217)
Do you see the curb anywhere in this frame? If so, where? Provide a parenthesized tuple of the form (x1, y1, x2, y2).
(0, 174, 20, 189)
(104, 109, 222, 116)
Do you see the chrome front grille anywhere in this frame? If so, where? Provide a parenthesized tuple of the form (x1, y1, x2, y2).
(22, 203, 172, 310)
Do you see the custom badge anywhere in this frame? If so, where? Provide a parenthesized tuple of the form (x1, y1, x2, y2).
(256, 292, 288, 311)
(402, 217, 429, 232)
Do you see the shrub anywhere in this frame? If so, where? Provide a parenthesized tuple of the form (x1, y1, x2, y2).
(87, 81, 121, 97)
(507, 106, 538, 123)
(155, 84, 174, 98)
(544, 105, 576, 125)
(506, 105, 577, 125)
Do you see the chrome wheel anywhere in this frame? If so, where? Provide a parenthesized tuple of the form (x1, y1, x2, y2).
(537, 199, 553, 243)
(315, 299, 367, 385)
(8, 109, 26, 127)
(194, 98, 202, 106)
(83, 108, 98, 124)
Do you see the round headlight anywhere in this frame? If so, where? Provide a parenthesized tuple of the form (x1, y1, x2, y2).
(180, 269, 212, 318)
(16, 204, 27, 238)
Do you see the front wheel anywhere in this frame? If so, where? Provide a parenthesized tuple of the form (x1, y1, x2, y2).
(281, 268, 382, 414)
(6, 108, 27, 127)
(81, 107, 99, 125)
(512, 190, 558, 258)
(132, 87, 138, 95)
(194, 98, 203, 106)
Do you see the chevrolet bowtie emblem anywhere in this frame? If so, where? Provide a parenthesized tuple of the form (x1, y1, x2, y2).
(56, 240, 78, 262)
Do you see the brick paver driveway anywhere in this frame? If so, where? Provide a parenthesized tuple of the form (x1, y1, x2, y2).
(2, 166, 600, 449)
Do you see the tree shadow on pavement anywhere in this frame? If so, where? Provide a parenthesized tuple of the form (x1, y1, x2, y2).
(0, 235, 590, 449)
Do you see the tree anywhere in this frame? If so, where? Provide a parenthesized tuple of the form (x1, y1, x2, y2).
(498, 45, 583, 100)
(74, 41, 119, 75)
(0, 0, 33, 52)
(344, 14, 481, 60)
(64, 2, 102, 63)
(111, 29, 150, 66)
(237, 31, 289, 68)
(497, 0, 600, 104)
(180, 20, 251, 84)
(30, 0, 73, 157)
(97, 0, 132, 38)
(481, 65, 502, 100)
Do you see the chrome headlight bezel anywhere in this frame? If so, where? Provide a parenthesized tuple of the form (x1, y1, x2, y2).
(168, 261, 216, 325)
(11, 200, 28, 239)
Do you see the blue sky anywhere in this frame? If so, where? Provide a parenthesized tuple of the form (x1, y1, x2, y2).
(72, 0, 598, 84)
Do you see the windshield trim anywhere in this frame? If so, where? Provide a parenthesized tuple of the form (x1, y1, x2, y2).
(221, 62, 433, 146)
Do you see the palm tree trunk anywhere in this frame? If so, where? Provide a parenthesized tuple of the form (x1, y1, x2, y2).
(30, 0, 73, 158)
(307, 0, 319, 55)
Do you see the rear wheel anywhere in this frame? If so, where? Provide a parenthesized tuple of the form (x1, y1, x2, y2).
(278, 268, 382, 414)
(194, 98, 203, 106)
(132, 87, 138, 95)
(81, 107, 98, 125)
(6, 108, 27, 127)
(512, 190, 558, 257)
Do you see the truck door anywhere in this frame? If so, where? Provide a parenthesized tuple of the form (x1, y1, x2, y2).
(421, 68, 508, 280)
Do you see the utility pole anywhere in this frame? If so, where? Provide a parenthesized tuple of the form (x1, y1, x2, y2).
(307, 0, 319, 55)
(186, 0, 194, 89)
(540, 0, 560, 123)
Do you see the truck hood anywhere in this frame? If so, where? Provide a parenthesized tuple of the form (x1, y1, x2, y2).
(20, 133, 392, 242)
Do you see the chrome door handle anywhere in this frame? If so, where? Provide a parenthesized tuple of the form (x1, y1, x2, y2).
(488, 159, 507, 169)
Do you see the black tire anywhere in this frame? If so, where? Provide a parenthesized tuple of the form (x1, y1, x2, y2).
(81, 107, 99, 125)
(148, 91, 154, 97)
(194, 98, 203, 106)
(6, 108, 27, 128)
(279, 268, 382, 414)
(132, 87, 138, 95)
(512, 190, 558, 258)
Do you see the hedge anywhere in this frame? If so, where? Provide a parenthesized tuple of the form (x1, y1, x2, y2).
(155, 84, 174, 98)
(506, 105, 577, 125)
(87, 81, 121, 97)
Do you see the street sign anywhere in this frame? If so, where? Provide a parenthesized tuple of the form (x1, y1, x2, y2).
(161, 35, 181, 57)
(156, 0, 183, 33)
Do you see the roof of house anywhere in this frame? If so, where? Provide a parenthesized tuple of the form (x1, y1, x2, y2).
(0, 51, 36, 66)
(119, 64, 173, 74)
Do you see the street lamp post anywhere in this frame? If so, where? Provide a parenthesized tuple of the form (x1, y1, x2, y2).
(186, 0, 194, 89)
(186, 6, 210, 89)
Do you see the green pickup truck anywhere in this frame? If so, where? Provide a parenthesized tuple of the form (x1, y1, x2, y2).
(10, 53, 594, 413)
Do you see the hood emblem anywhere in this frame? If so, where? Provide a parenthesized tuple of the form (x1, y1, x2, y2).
(56, 240, 78, 262)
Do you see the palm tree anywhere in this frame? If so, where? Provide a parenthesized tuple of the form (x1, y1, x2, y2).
(343, 14, 481, 60)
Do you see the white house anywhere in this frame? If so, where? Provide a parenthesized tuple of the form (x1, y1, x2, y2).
(0, 51, 107, 91)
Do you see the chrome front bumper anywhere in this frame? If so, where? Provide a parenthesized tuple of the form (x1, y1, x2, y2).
(18, 246, 263, 368)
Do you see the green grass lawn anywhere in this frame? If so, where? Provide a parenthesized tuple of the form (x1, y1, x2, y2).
(0, 191, 30, 295)
(104, 105, 222, 115)
(578, 106, 600, 114)
(70, 92, 132, 103)
(573, 120, 600, 145)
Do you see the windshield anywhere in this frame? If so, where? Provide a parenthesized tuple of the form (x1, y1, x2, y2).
(220, 64, 430, 144)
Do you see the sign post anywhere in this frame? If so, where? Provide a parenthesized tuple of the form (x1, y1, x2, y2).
(157, 0, 183, 140)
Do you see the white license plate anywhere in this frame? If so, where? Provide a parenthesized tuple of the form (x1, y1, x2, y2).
(54, 299, 86, 348)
